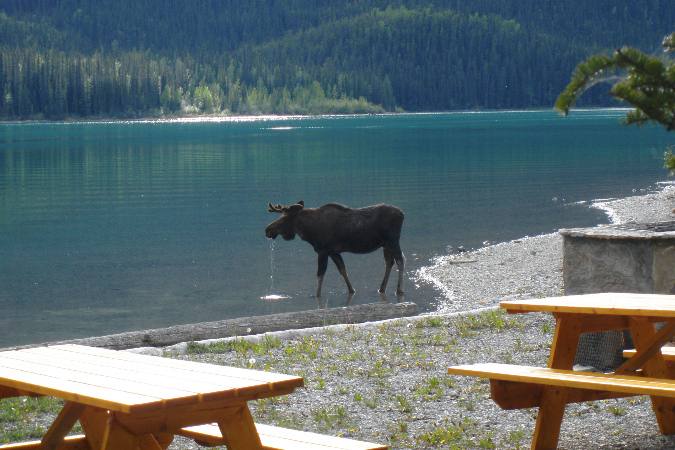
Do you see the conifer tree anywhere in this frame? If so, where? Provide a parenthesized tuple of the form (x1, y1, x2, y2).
(556, 33, 675, 171)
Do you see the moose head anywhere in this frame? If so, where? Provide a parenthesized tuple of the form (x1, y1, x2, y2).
(265, 200, 305, 241)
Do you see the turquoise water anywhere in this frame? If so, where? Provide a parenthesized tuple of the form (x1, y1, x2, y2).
(0, 110, 671, 346)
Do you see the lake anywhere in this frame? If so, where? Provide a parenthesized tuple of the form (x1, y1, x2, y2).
(0, 110, 671, 347)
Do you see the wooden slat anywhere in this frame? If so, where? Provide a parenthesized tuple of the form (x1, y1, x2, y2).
(448, 363, 675, 398)
(616, 322, 675, 374)
(42, 345, 303, 397)
(257, 424, 388, 450)
(53, 345, 301, 385)
(0, 364, 162, 413)
(179, 423, 387, 450)
(624, 346, 675, 360)
(500, 293, 675, 318)
(178, 423, 223, 445)
(0, 345, 303, 413)
(0, 385, 21, 398)
(1, 348, 270, 402)
(0, 354, 199, 406)
(0, 435, 88, 450)
(489, 379, 632, 409)
(628, 318, 675, 434)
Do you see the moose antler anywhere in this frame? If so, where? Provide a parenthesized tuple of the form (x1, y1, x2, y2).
(268, 203, 285, 213)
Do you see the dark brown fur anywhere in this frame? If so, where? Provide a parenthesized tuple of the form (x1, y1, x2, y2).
(265, 201, 404, 297)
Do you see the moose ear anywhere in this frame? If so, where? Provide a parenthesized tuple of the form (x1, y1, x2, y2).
(287, 202, 304, 214)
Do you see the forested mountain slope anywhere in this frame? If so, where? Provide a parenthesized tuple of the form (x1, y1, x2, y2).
(0, 0, 672, 118)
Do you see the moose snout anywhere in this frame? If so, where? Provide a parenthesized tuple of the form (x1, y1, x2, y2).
(265, 226, 278, 239)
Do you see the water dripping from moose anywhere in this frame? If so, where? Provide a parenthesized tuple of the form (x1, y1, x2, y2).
(260, 239, 291, 302)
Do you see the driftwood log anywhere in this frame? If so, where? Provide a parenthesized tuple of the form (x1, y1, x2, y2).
(7, 302, 418, 351)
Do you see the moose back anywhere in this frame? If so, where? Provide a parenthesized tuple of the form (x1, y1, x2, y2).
(265, 201, 405, 297)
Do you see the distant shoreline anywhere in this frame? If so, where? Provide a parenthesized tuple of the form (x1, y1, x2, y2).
(0, 107, 631, 125)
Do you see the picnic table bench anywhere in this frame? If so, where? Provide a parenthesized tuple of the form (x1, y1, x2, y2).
(448, 293, 675, 449)
(0, 344, 386, 450)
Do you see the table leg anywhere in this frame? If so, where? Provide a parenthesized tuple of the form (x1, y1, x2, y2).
(629, 318, 675, 435)
(79, 407, 168, 450)
(151, 433, 174, 449)
(531, 316, 582, 450)
(41, 402, 86, 450)
(216, 404, 263, 450)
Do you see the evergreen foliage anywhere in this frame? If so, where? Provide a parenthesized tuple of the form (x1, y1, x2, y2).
(556, 32, 675, 171)
(0, 1, 673, 119)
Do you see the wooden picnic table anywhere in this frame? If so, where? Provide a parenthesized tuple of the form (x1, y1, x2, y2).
(0, 344, 304, 449)
(448, 292, 675, 450)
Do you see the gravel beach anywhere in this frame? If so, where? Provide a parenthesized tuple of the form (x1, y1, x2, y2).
(159, 182, 675, 449)
(1, 183, 673, 449)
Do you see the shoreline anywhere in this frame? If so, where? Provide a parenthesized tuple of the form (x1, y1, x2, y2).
(413, 180, 675, 312)
(0, 106, 630, 125)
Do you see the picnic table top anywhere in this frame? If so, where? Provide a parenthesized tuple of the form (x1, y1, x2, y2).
(0, 344, 303, 414)
(500, 292, 675, 318)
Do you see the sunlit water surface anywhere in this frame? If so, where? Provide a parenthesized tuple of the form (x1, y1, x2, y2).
(0, 110, 671, 346)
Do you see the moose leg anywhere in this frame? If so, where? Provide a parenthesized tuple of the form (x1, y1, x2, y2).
(393, 245, 405, 296)
(330, 253, 355, 295)
(316, 253, 329, 297)
(379, 248, 395, 294)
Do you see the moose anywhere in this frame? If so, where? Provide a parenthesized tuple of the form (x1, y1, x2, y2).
(265, 201, 405, 297)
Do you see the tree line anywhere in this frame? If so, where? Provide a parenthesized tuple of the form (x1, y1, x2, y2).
(0, 1, 673, 119)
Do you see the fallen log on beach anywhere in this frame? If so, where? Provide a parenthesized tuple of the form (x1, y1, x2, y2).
(6, 302, 418, 351)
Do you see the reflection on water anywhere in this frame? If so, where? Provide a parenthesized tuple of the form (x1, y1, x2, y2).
(0, 111, 671, 346)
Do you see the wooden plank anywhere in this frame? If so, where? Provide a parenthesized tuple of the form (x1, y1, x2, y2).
(532, 316, 581, 450)
(0, 436, 88, 450)
(115, 402, 249, 435)
(0, 354, 200, 405)
(500, 293, 675, 318)
(616, 322, 675, 374)
(79, 407, 139, 450)
(179, 423, 388, 450)
(489, 379, 632, 409)
(41, 402, 86, 450)
(556, 315, 630, 333)
(0, 364, 163, 413)
(0, 385, 21, 398)
(50, 345, 303, 386)
(0, 345, 302, 412)
(177, 423, 224, 445)
(532, 387, 566, 450)
(447, 363, 675, 398)
(628, 318, 675, 434)
(216, 405, 263, 450)
(79, 407, 172, 450)
(257, 424, 388, 450)
(0, 349, 266, 403)
(624, 346, 675, 360)
(546, 316, 581, 369)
